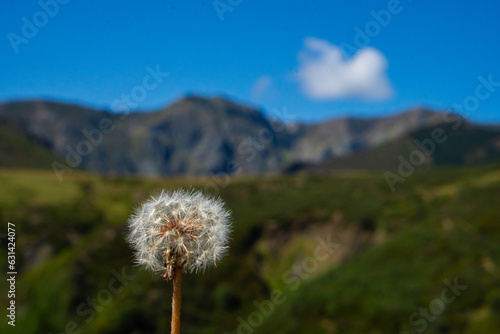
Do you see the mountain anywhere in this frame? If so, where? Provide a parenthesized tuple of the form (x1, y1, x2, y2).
(288, 108, 445, 162)
(290, 120, 500, 173)
(0, 97, 291, 175)
(0, 96, 497, 175)
(0, 121, 61, 169)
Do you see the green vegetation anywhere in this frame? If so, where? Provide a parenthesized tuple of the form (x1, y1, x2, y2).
(0, 123, 59, 169)
(303, 122, 500, 172)
(0, 165, 499, 333)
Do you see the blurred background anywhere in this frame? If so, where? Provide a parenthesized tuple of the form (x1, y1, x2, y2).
(1, 1, 500, 333)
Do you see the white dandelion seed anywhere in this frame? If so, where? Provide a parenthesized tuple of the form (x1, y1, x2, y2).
(126, 189, 232, 280)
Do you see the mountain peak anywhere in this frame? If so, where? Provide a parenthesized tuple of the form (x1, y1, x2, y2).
(0, 98, 496, 175)
(165, 95, 264, 120)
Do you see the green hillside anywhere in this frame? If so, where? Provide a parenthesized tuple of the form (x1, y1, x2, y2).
(0, 165, 499, 333)
(297, 121, 500, 172)
(0, 123, 59, 169)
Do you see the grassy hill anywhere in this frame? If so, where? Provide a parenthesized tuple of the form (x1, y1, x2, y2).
(0, 165, 499, 333)
(0, 122, 60, 169)
(293, 121, 500, 173)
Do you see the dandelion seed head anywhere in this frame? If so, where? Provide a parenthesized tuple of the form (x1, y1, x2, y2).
(126, 189, 232, 278)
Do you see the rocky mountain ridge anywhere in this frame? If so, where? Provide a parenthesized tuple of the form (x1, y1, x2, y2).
(0, 96, 494, 175)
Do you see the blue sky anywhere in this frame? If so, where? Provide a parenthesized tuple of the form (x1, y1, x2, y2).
(1, 0, 499, 123)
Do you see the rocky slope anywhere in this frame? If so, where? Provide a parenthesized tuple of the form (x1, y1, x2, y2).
(0, 96, 490, 175)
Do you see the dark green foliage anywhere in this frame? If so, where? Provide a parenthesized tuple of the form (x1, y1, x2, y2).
(0, 164, 499, 333)
(0, 122, 60, 169)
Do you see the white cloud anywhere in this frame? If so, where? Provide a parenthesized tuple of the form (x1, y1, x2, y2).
(251, 75, 273, 100)
(296, 37, 394, 100)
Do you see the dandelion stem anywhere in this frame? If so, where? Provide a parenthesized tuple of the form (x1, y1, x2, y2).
(171, 267, 182, 334)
